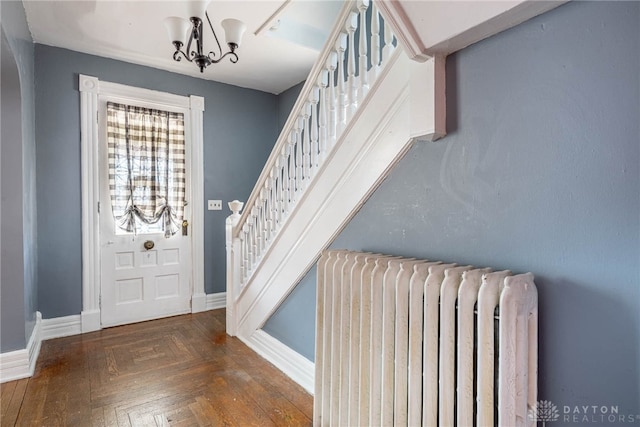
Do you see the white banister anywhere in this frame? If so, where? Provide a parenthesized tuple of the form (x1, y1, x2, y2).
(226, 0, 404, 335)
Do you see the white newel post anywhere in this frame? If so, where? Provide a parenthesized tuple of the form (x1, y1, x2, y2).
(226, 200, 244, 336)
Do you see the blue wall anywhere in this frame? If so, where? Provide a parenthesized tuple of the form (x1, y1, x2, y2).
(1, 0, 38, 353)
(34, 45, 280, 318)
(264, 1, 640, 420)
(277, 81, 305, 131)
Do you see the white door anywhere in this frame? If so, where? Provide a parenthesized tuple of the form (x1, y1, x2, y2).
(98, 98, 192, 328)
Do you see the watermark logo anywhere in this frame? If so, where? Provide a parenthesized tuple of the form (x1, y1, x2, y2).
(529, 400, 560, 426)
(529, 400, 640, 424)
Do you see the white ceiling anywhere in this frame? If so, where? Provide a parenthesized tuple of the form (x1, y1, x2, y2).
(22, 0, 342, 94)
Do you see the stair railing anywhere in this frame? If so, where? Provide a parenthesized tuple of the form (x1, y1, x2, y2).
(226, 0, 397, 335)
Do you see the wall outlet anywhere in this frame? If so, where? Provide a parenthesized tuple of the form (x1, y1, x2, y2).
(208, 200, 222, 211)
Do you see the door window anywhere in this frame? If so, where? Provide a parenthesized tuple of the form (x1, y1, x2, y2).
(106, 102, 186, 237)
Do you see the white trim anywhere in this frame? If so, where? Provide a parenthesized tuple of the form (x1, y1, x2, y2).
(97, 81, 192, 110)
(376, 1, 430, 62)
(0, 312, 42, 383)
(240, 329, 314, 394)
(206, 292, 227, 310)
(79, 75, 205, 331)
(377, 1, 565, 60)
(80, 75, 101, 333)
(41, 315, 82, 341)
(189, 95, 206, 312)
(191, 293, 208, 313)
(81, 310, 101, 334)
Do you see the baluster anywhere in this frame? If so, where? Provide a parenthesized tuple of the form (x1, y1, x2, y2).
(250, 208, 257, 268)
(254, 206, 260, 261)
(241, 224, 248, 284)
(244, 225, 251, 283)
(371, 2, 380, 73)
(287, 133, 296, 205)
(282, 145, 291, 214)
(294, 122, 303, 192)
(317, 70, 329, 163)
(346, 11, 358, 118)
(279, 155, 286, 223)
(326, 52, 338, 143)
(383, 16, 394, 62)
(259, 201, 265, 254)
(309, 86, 320, 171)
(256, 197, 263, 252)
(260, 189, 268, 250)
(358, 0, 370, 103)
(335, 33, 348, 132)
(245, 224, 251, 276)
(303, 103, 312, 182)
(255, 204, 261, 258)
(267, 171, 275, 238)
(250, 206, 259, 262)
(274, 156, 282, 227)
(263, 185, 269, 245)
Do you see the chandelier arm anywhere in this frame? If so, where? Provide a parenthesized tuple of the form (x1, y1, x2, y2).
(209, 50, 239, 64)
(185, 21, 198, 61)
(172, 50, 194, 62)
(205, 11, 223, 58)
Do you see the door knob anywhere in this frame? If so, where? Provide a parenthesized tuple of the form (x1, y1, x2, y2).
(143, 240, 155, 250)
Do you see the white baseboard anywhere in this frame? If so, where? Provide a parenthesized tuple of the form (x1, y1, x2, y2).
(81, 309, 101, 333)
(194, 291, 225, 312)
(240, 329, 314, 394)
(0, 312, 42, 383)
(42, 314, 82, 341)
(206, 292, 226, 310)
(191, 293, 208, 313)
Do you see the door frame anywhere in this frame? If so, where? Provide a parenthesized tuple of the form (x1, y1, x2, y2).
(79, 74, 206, 333)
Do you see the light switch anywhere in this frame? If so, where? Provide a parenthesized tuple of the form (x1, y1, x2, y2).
(208, 200, 222, 211)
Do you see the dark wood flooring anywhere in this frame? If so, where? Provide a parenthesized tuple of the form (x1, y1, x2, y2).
(1, 309, 313, 426)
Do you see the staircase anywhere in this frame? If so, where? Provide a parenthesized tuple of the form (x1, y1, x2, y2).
(225, 0, 445, 388)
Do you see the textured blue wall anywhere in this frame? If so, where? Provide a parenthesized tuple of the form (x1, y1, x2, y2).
(1, 0, 38, 353)
(34, 45, 279, 318)
(264, 1, 640, 419)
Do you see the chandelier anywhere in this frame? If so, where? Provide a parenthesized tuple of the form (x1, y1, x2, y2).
(164, 1, 246, 73)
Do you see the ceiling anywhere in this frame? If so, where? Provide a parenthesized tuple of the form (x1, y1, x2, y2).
(22, 0, 343, 94)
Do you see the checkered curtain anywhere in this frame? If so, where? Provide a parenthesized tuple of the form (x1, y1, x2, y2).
(106, 102, 186, 237)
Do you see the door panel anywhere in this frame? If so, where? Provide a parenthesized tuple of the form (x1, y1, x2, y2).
(101, 223, 192, 327)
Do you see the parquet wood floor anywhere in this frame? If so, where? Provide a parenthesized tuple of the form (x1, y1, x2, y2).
(0, 309, 313, 426)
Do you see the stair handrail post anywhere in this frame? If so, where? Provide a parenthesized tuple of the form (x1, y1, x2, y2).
(226, 199, 244, 336)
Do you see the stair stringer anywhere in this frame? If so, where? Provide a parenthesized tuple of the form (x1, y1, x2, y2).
(234, 52, 445, 342)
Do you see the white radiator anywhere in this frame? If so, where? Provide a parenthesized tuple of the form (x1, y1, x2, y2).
(314, 250, 538, 426)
